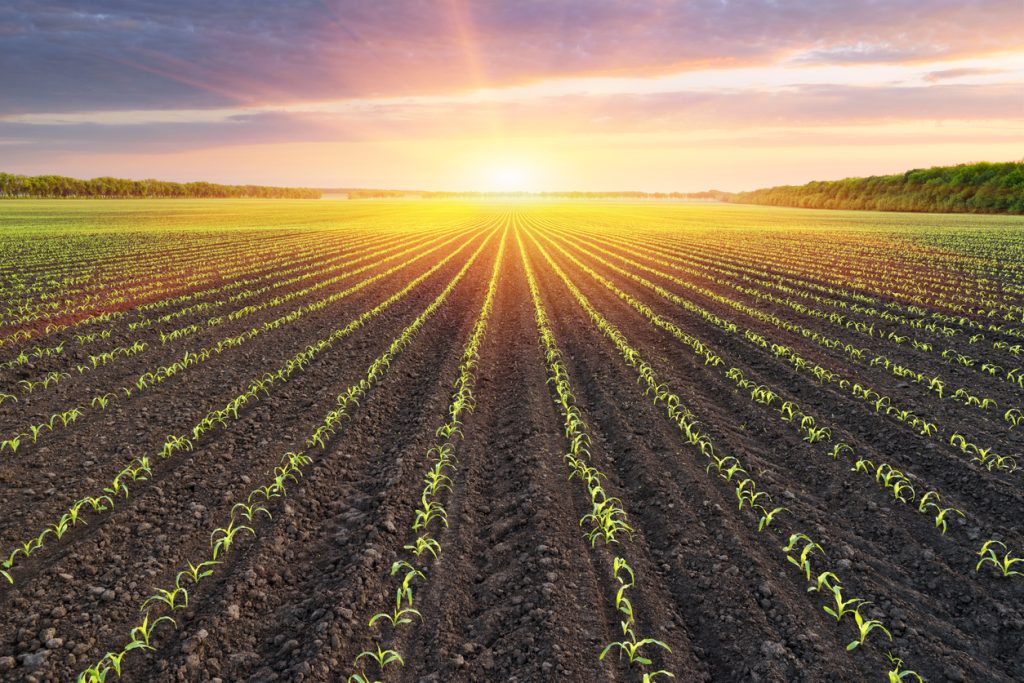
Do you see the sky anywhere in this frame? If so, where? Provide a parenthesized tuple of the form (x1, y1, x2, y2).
(1, 1, 1022, 192)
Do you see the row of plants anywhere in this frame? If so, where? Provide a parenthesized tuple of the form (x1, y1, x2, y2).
(524, 229, 922, 681)
(650, 230, 1024, 345)
(565, 223, 1024, 426)
(0, 231, 327, 343)
(519, 230, 673, 680)
(347, 230, 506, 683)
(534, 229, 1022, 583)
(0, 229, 476, 457)
(1, 230, 413, 396)
(74, 230, 492, 683)
(550, 229, 1019, 473)
(646, 218, 1020, 328)
(0, 232, 492, 585)
(0, 227, 357, 353)
(613, 230, 1024, 403)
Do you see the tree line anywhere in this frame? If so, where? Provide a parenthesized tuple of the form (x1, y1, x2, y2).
(0, 173, 321, 199)
(727, 162, 1024, 214)
(341, 189, 730, 200)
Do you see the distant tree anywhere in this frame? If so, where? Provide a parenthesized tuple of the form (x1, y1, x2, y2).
(727, 162, 1024, 214)
(0, 172, 321, 199)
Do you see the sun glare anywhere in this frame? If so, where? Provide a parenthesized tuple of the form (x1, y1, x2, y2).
(484, 164, 534, 192)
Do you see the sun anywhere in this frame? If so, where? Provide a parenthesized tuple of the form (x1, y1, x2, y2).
(484, 164, 535, 192)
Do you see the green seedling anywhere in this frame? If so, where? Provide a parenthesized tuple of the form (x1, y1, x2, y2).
(141, 585, 189, 612)
(975, 540, 1023, 577)
(808, 571, 840, 594)
(847, 607, 892, 650)
(176, 560, 221, 587)
(210, 521, 255, 560)
(129, 613, 176, 649)
(822, 585, 864, 623)
(886, 652, 924, 682)
(783, 533, 823, 581)
(757, 506, 788, 531)
(404, 535, 441, 559)
(600, 637, 672, 667)
(933, 507, 964, 535)
(354, 645, 404, 670)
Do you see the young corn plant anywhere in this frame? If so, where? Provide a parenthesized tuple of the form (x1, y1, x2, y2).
(757, 505, 788, 532)
(822, 585, 864, 623)
(600, 637, 673, 668)
(783, 533, 824, 582)
(807, 571, 840, 594)
(886, 652, 924, 682)
(175, 560, 221, 588)
(210, 521, 255, 560)
(353, 646, 404, 673)
(846, 606, 892, 651)
(141, 585, 189, 612)
(128, 613, 176, 649)
(975, 540, 1023, 578)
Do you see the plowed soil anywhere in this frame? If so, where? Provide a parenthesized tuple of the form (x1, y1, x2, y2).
(1, 202, 1022, 683)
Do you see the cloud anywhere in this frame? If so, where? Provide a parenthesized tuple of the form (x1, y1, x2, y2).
(923, 67, 1008, 81)
(1, 0, 1021, 115)
(1, 82, 1019, 161)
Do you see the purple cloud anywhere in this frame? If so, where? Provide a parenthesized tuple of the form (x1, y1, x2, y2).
(1, 0, 1021, 115)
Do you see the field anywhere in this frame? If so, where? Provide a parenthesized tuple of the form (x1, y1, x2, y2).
(0, 199, 1022, 683)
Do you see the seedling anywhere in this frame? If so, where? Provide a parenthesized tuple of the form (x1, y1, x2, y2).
(886, 652, 924, 682)
(829, 443, 853, 460)
(404, 535, 441, 559)
(975, 540, 1023, 577)
(210, 521, 255, 559)
(141, 586, 189, 611)
(822, 585, 863, 622)
(757, 506, 788, 531)
(129, 613, 176, 649)
(176, 560, 221, 587)
(847, 606, 892, 650)
(807, 571, 840, 594)
(600, 636, 672, 667)
(354, 645, 404, 670)
(783, 533, 823, 581)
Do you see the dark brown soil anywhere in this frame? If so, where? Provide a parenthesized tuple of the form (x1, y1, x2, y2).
(1, 214, 1021, 683)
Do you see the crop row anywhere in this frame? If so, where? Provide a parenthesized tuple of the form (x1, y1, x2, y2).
(346, 229, 507, 682)
(523, 228, 924, 681)
(0, 231, 491, 585)
(529, 226, 1022, 583)
(74, 228, 494, 682)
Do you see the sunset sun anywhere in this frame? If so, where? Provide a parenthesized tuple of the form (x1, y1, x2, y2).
(484, 163, 536, 192)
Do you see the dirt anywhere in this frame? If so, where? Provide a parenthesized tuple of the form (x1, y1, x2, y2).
(0, 214, 1021, 683)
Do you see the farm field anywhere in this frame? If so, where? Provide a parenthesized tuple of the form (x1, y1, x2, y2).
(0, 199, 1022, 683)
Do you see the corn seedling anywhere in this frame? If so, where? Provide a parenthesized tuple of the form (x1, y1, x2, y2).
(600, 637, 672, 668)
(886, 653, 924, 682)
(354, 646, 404, 671)
(846, 606, 892, 650)
(822, 585, 864, 622)
(757, 505, 788, 531)
(404, 535, 441, 559)
(129, 613, 176, 649)
(141, 585, 189, 611)
(783, 533, 824, 581)
(808, 571, 840, 594)
(176, 559, 221, 587)
(210, 521, 255, 559)
(975, 540, 1023, 577)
